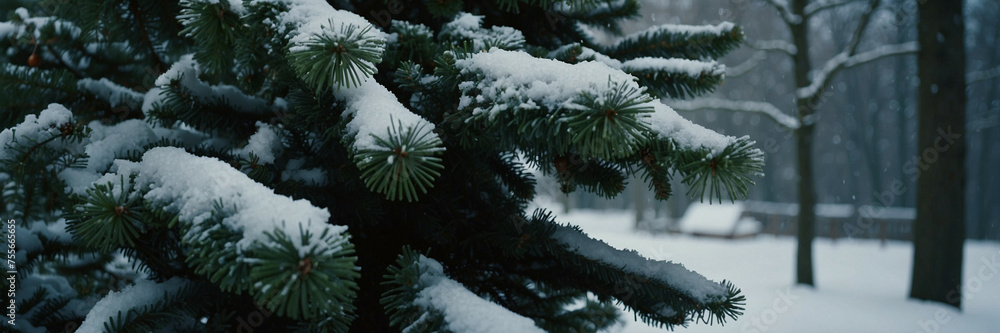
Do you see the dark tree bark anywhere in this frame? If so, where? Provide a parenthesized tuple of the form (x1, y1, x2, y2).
(790, 0, 816, 287)
(909, 0, 966, 309)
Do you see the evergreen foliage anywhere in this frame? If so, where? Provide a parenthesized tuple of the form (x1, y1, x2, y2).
(0, 0, 762, 331)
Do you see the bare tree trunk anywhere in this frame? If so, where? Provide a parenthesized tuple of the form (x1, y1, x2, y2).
(794, 123, 816, 286)
(909, 0, 966, 309)
(790, 0, 816, 287)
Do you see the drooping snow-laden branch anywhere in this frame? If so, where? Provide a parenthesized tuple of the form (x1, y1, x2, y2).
(668, 97, 800, 130)
(804, 0, 869, 17)
(410, 256, 544, 332)
(605, 21, 743, 61)
(340, 78, 446, 202)
(967, 64, 1000, 84)
(77, 78, 145, 110)
(0, 104, 76, 162)
(77, 146, 360, 321)
(547, 43, 725, 99)
(761, 0, 802, 24)
(77, 278, 191, 332)
(438, 12, 525, 51)
(750, 39, 798, 56)
(796, 41, 918, 99)
(260, 0, 445, 201)
(452, 48, 738, 157)
(382, 250, 546, 333)
(0, 8, 82, 44)
(549, 223, 745, 325)
(155, 54, 272, 113)
(726, 51, 768, 78)
(266, 0, 386, 89)
(842, 0, 881, 60)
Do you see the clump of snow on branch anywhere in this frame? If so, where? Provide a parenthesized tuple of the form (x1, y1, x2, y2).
(339, 78, 441, 154)
(439, 12, 525, 51)
(101, 146, 342, 256)
(551, 224, 729, 303)
(77, 78, 145, 109)
(455, 48, 638, 118)
(413, 255, 545, 333)
(454, 48, 736, 153)
(262, 0, 385, 69)
(0, 103, 74, 161)
(255, 0, 439, 156)
(282, 158, 327, 185)
(0, 7, 81, 41)
(83, 119, 157, 173)
(76, 277, 188, 332)
(265, 0, 381, 38)
(16, 274, 80, 333)
(647, 102, 735, 153)
(546, 44, 724, 79)
(155, 54, 271, 113)
(621, 21, 736, 42)
(234, 122, 283, 164)
(622, 58, 725, 77)
(547, 44, 623, 67)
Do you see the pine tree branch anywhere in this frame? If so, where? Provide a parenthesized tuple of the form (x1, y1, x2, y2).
(668, 97, 800, 129)
(128, 0, 168, 72)
(42, 45, 84, 79)
(622, 58, 726, 99)
(796, 41, 918, 99)
(605, 22, 743, 61)
(541, 222, 746, 328)
(382, 249, 546, 332)
(18, 131, 70, 163)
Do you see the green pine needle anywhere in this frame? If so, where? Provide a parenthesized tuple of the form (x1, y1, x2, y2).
(67, 177, 145, 253)
(606, 24, 744, 61)
(566, 79, 654, 160)
(356, 121, 445, 202)
(288, 21, 385, 91)
(249, 227, 359, 326)
(178, 0, 245, 75)
(676, 137, 764, 203)
(380, 246, 447, 332)
(625, 63, 726, 99)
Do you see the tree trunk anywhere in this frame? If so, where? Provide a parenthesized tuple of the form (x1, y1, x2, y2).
(909, 0, 966, 309)
(795, 123, 816, 286)
(790, 0, 816, 287)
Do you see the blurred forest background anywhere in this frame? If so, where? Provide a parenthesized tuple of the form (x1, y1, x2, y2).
(549, 0, 999, 240)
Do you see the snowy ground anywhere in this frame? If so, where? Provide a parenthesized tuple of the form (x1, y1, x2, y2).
(545, 206, 1000, 333)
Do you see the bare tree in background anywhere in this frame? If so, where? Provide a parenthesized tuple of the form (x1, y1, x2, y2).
(909, 0, 965, 309)
(672, 0, 918, 286)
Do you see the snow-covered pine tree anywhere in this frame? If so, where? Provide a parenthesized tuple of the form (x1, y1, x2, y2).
(0, 0, 761, 332)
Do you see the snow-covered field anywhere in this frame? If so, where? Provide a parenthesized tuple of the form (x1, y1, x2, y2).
(549, 207, 1000, 333)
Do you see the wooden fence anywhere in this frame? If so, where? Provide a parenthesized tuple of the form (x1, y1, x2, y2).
(740, 201, 916, 243)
